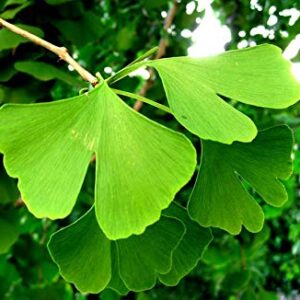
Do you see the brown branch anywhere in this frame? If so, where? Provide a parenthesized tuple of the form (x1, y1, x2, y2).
(0, 18, 98, 86)
(133, 0, 178, 111)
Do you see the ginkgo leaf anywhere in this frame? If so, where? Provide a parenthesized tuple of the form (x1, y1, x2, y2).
(0, 24, 44, 51)
(48, 208, 185, 294)
(188, 125, 293, 234)
(146, 44, 300, 144)
(14, 61, 84, 87)
(0, 2, 32, 20)
(0, 81, 196, 239)
(159, 203, 213, 285)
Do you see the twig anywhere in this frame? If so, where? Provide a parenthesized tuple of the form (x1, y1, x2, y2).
(133, 0, 178, 111)
(0, 18, 98, 86)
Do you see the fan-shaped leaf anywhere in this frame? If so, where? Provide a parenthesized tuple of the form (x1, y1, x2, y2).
(159, 203, 213, 285)
(0, 81, 196, 239)
(48, 209, 185, 294)
(147, 44, 300, 144)
(188, 125, 293, 234)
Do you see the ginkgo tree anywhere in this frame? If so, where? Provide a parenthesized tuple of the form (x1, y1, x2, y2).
(0, 17, 299, 295)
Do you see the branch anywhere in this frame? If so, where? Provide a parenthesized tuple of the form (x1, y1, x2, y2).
(0, 18, 98, 86)
(133, 0, 178, 111)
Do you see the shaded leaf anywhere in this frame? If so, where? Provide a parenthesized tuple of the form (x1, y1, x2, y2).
(0, 82, 46, 104)
(159, 203, 213, 285)
(147, 44, 300, 143)
(14, 61, 84, 87)
(221, 269, 251, 293)
(0, 24, 44, 51)
(0, 160, 19, 204)
(0, 1, 32, 19)
(0, 65, 17, 82)
(0, 81, 196, 239)
(53, 12, 103, 48)
(0, 218, 18, 254)
(44, 0, 72, 5)
(48, 209, 185, 294)
(188, 125, 293, 234)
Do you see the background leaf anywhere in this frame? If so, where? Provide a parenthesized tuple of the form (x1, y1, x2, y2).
(0, 218, 18, 254)
(0, 24, 44, 51)
(14, 61, 84, 87)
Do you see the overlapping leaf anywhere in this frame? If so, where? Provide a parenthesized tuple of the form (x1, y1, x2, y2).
(48, 204, 212, 294)
(188, 125, 293, 234)
(48, 208, 185, 294)
(159, 203, 213, 285)
(0, 81, 196, 239)
(146, 44, 300, 144)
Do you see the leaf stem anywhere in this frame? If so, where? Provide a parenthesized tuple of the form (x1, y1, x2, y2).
(127, 46, 159, 66)
(106, 61, 147, 85)
(0, 18, 98, 86)
(106, 47, 159, 85)
(133, 0, 178, 111)
(111, 88, 172, 114)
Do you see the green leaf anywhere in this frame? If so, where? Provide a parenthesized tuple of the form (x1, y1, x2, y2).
(258, 289, 278, 300)
(0, 1, 32, 19)
(48, 209, 185, 294)
(188, 125, 293, 234)
(0, 82, 46, 104)
(0, 24, 44, 51)
(0, 81, 196, 239)
(14, 61, 84, 87)
(159, 203, 213, 285)
(147, 44, 300, 144)
(0, 218, 18, 254)
(115, 26, 137, 52)
(0, 65, 17, 82)
(53, 12, 103, 47)
(142, 0, 169, 9)
(221, 270, 251, 293)
(44, 0, 72, 5)
(0, 161, 19, 204)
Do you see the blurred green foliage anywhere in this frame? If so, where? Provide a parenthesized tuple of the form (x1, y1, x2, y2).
(0, 0, 299, 299)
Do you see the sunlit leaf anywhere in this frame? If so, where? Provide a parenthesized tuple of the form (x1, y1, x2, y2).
(0, 81, 196, 239)
(188, 125, 293, 234)
(48, 209, 185, 294)
(147, 44, 300, 143)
